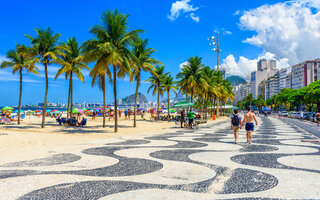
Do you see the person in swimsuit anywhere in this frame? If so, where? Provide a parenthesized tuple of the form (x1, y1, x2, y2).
(241, 107, 258, 144)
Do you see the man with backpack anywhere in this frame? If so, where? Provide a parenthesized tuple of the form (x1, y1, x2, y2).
(231, 110, 241, 144)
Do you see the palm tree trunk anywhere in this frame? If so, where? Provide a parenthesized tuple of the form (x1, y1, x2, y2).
(67, 74, 71, 119)
(216, 99, 220, 118)
(157, 83, 160, 121)
(18, 69, 22, 125)
(167, 90, 170, 122)
(70, 73, 73, 121)
(190, 92, 193, 111)
(113, 66, 118, 133)
(41, 63, 48, 128)
(102, 75, 106, 128)
(133, 74, 139, 128)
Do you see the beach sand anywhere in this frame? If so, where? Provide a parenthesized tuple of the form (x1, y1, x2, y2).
(0, 114, 227, 165)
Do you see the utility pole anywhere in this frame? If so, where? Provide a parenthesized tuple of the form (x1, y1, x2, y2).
(208, 32, 221, 118)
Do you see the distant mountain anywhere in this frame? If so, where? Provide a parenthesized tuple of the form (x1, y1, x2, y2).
(227, 76, 247, 86)
(121, 92, 148, 104)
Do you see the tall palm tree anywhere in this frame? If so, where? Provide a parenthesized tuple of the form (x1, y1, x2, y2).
(55, 37, 90, 119)
(82, 10, 142, 132)
(131, 38, 161, 127)
(162, 74, 178, 121)
(146, 66, 168, 120)
(176, 56, 208, 107)
(25, 27, 68, 128)
(0, 44, 39, 125)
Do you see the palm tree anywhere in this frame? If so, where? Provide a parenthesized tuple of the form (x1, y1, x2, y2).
(244, 93, 254, 107)
(162, 74, 178, 121)
(0, 44, 39, 124)
(177, 56, 208, 108)
(146, 66, 168, 120)
(55, 37, 90, 119)
(25, 27, 68, 128)
(131, 38, 161, 127)
(82, 10, 142, 132)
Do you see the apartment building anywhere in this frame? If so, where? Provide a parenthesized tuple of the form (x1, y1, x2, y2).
(279, 68, 287, 90)
(251, 59, 278, 98)
(291, 59, 320, 89)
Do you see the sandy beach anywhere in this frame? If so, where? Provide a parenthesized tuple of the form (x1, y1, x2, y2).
(0, 114, 226, 165)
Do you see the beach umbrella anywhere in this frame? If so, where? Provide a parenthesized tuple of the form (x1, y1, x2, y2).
(46, 109, 51, 112)
(72, 108, 79, 114)
(105, 106, 110, 108)
(172, 101, 194, 108)
(14, 109, 24, 113)
(264, 107, 271, 111)
(1, 106, 13, 111)
(169, 109, 176, 113)
(81, 108, 87, 111)
(51, 109, 58, 112)
(36, 110, 42, 112)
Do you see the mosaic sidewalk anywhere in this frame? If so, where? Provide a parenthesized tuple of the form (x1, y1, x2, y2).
(0, 117, 319, 199)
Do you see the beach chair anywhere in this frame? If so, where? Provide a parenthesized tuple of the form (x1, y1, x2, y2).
(71, 118, 77, 126)
(80, 118, 87, 127)
(56, 118, 62, 125)
(61, 118, 66, 124)
(21, 115, 25, 119)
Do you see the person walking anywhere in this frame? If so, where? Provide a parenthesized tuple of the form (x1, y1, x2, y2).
(124, 109, 128, 120)
(180, 110, 185, 128)
(187, 110, 194, 129)
(230, 110, 241, 144)
(316, 110, 320, 126)
(241, 107, 258, 144)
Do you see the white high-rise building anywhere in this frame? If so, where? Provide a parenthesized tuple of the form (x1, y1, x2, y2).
(251, 59, 278, 98)
(279, 68, 287, 90)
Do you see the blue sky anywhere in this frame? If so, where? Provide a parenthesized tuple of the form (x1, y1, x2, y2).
(2, 0, 319, 106)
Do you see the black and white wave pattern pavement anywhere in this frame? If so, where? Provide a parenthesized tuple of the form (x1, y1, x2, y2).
(0, 117, 319, 199)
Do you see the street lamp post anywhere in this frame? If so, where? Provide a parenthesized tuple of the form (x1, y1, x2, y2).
(208, 32, 221, 118)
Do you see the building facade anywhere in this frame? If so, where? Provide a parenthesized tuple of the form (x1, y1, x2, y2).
(291, 59, 320, 89)
(257, 79, 266, 100)
(251, 59, 278, 98)
(279, 68, 287, 90)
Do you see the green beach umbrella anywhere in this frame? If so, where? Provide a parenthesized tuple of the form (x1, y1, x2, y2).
(1, 106, 14, 110)
(172, 101, 194, 108)
(169, 109, 176, 113)
(72, 108, 79, 114)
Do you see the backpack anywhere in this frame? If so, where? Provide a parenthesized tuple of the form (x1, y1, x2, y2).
(232, 114, 240, 126)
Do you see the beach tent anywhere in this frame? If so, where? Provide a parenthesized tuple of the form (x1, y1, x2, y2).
(172, 101, 194, 108)
(1, 106, 13, 110)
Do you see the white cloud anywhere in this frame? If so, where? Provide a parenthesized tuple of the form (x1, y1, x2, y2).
(220, 52, 290, 80)
(239, 0, 320, 64)
(224, 30, 232, 35)
(179, 61, 189, 69)
(190, 13, 200, 22)
(168, 0, 199, 22)
(0, 71, 41, 83)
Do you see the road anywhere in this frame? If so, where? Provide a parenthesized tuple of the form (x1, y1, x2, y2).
(278, 117, 320, 138)
(0, 117, 319, 199)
